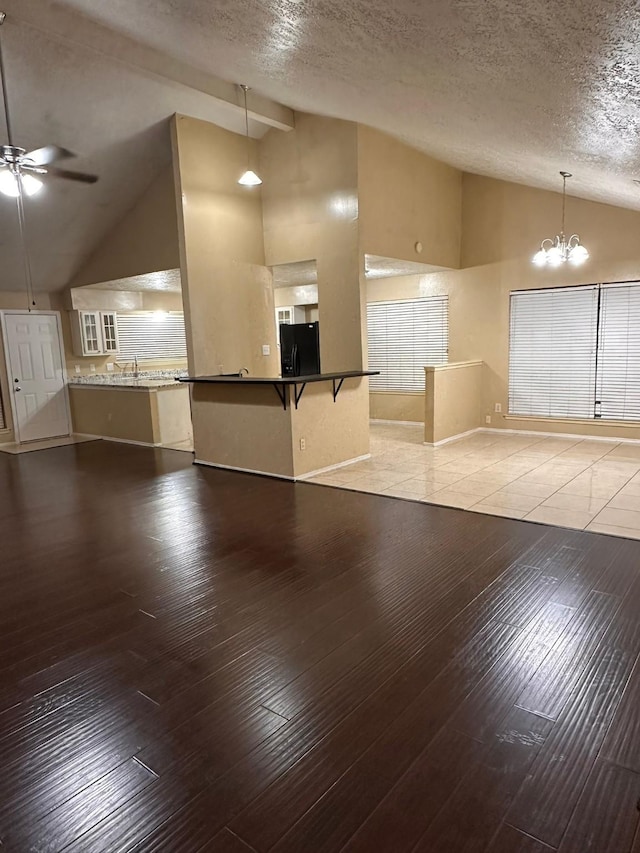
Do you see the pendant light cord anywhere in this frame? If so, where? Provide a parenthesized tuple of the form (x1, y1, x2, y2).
(561, 174, 566, 236)
(242, 84, 250, 168)
(0, 13, 13, 146)
(15, 183, 35, 310)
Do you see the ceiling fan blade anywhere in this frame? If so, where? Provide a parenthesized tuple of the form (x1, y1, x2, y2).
(24, 145, 76, 166)
(44, 165, 98, 184)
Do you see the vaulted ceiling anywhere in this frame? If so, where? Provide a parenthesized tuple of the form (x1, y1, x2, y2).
(0, 0, 289, 293)
(2, 0, 640, 294)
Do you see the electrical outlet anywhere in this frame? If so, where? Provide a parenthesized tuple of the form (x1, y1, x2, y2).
(90, 364, 96, 373)
(74, 365, 81, 374)
(494, 402, 502, 413)
(300, 438, 306, 451)
(106, 363, 114, 372)
(485, 415, 492, 425)
(262, 344, 271, 356)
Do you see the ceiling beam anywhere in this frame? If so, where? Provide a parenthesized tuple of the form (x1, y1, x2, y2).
(3, 0, 295, 131)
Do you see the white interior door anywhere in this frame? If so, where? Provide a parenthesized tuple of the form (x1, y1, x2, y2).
(3, 312, 71, 443)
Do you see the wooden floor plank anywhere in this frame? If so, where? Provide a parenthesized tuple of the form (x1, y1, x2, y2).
(411, 708, 554, 853)
(0, 441, 638, 852)
(556, 759, 640, 853)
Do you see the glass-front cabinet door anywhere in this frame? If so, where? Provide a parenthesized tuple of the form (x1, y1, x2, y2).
(101, 312, 119, 354)
(81, 311, 101, 354)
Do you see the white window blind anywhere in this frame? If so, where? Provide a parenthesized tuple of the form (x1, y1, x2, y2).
(509, 286, 598, 419)
(116, 312, 187, 362)
(367, 296, 449, 391)
(596, 283, 640, 421)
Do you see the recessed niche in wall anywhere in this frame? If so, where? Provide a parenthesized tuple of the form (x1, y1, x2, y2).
(271, 259, 318, 306)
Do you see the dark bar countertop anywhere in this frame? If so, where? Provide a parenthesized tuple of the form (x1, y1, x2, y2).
(178, 370, 378, 385)
(179, 370, 379, 409)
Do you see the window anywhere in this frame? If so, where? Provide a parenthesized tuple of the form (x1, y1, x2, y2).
(367, 296, 449, 392)
(509, 281, 640, 422)
(116, 312, 187, 362)
(596, 284, 640, 421)
(509, 286, 598, 419)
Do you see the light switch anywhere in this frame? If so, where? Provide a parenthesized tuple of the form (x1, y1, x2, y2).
(262, 344, 271, 356)
(106, 363, 114, 372)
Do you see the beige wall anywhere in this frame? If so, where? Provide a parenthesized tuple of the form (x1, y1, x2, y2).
(172, 114, 279, 377)
(260, 114, 364, 373)
(459, 174, 640, 439)
(189, 378, 370, 479)
(291, 379, 370, 477)
(369, 392, 424, 423)
(273, 285, 318, 307)
(358, 126, 462, 270)
(191, 383, 295, 476)
(69, 386, 158, 443)
(424, 361, 483, 444)
(366, 174, 640, 439)
(69, 384, 190, 445)
(69, 167, 180, 289)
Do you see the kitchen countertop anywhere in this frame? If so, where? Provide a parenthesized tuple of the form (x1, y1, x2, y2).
(68, 375, 186, 390)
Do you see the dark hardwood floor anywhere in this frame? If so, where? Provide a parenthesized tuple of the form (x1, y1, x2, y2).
(1, 440, 639, 852)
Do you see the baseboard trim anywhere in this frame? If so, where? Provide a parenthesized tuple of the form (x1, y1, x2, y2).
(481, 427, 640, 445)
(424, 427, 483, 447)
(419, 422, 640, 448)
(87, 434, 161, 448)
(193, 452, 372, 482)
(297, 453, 371, 480)
(193, 458, 296, 481)
(371, 418, 423, 427)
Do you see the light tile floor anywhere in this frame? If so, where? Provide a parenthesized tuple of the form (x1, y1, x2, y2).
(305, 423, 640, 539)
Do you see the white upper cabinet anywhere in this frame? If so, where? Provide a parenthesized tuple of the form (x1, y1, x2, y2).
(70, 310, 120, 357)
(275, 306, 306, 328)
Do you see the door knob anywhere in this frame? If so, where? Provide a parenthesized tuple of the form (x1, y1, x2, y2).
(14, 386, 21, 392)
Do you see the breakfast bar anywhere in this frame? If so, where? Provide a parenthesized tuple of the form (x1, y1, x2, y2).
(180, 370, 378, 480)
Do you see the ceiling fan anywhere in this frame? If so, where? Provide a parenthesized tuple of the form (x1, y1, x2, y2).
(0, 11, 99, 307)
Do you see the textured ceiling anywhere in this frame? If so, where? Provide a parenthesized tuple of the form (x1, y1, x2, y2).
(365, 255, 447, 279)
(85, 269, 182, 292)
(4, 0, 640, 297)
(60, 0, 640, 212)
(271, 260, 317, 288)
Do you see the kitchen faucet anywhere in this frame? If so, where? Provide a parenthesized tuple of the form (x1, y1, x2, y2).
(238, 367, 249, 377)
(133, 355, 139, 378)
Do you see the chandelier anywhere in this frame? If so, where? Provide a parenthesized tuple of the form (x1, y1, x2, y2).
(533, 171, 589, 267)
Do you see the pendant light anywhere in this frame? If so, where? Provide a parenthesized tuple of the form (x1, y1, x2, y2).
(532, 171, 589, 267)
(237, 84, 262, 187)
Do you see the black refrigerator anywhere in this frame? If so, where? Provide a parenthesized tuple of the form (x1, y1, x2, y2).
(280, 322, 321, 377)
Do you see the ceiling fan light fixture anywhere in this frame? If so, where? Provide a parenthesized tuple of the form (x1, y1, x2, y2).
(0, 168, 43, 197)
(237, 84, 262, 187)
